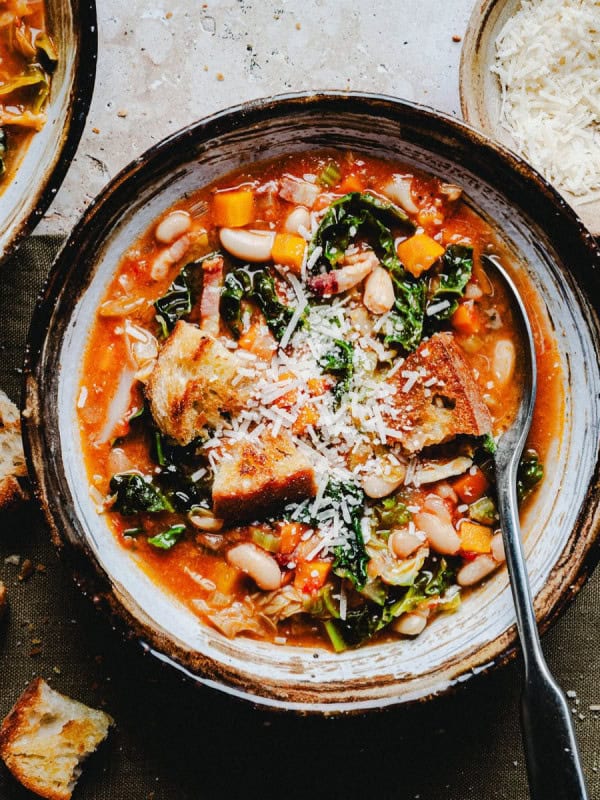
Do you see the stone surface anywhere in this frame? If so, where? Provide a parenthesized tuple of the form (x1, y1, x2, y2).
(40, 0, 474, 234)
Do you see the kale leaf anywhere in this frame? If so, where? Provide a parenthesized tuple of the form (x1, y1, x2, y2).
(109, 473, 173, 516)
(221, 267, 300, 341)
(309, 191, 413, 272)
(426, 244, 473, 321)
(151, 430, 212, 512)
(147, 524, 186, 550)
(326, 480, 368, 590)
(382, 275, 427, 353)
(154, 253, 216, 336)
(517, 449, 544, 503)
(318, 339, 354, 403)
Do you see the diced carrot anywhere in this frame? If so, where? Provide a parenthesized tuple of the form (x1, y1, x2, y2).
(272, 371, 298, 408)
(451, 300, 483, 336)
(271, 233, 306, 273)
(396, 233, 445, 278)
(453, 467, 490, 503)
(211, 560, 242, 595)
(213, 188, 255, 228)
(292, 404, 319, 435)
(459, 521, 492, 554)
(294, 560, 332, 593)
(238, 321, 277, 360)
(338, 174, 364, 193)
(278, 521, 306, 555)
(307, 377, 328, 396)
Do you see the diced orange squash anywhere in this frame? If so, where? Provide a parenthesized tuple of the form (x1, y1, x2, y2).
(271, 233, 306, 273)
(453, 467, 490, 503)
(278, 521, 306, 555)
(339, 174, 364, 193)
(459, 521, 492, 554)
(272, 371, 298, 408)
(294, 560, 332, 593)
(451, 300, 483, 336)
(396, 233, 445, 277)
(307, 377, 328, 396)
(211, 560, 242, 595)
(213, 189, 255, 228)
(238, 321, 277, 360)
(292, 404, 319, 435)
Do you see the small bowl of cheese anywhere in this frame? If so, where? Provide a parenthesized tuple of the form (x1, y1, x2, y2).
(460, 0, 600, 236)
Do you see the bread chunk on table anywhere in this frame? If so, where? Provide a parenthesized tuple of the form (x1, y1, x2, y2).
(382, 332, 492, 453)
(212, 431, 317, 523)
(146, 320, 253, 446)
(0, 678, 113, 800)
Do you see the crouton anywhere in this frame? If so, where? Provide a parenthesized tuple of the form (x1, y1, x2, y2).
(0, 390, 28, 511)
(383, 332, 492, 453)
(0, 678, 113, 800)
(212, 431, 317, 523)
(146, 321, 253, 445)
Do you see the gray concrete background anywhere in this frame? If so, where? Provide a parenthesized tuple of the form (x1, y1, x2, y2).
(40, 0, 474, 234)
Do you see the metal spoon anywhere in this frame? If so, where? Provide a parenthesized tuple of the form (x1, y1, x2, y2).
(483, 255, 588, 800)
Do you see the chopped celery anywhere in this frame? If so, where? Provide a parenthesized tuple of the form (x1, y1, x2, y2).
(147, 524, 186, 550)
(468, 496, 497, 524)
(324, 619, 347, 652)
(318, 161, 342, 187)
(375, 495, 411, 529)
(250, 527, 280, 553)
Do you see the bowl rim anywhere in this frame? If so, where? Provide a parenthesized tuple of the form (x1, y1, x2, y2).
(21, 90, 600, 713)
(0, 0, 98, 266)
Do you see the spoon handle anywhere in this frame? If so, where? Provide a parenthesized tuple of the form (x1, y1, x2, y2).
(495, 468, 588, 800)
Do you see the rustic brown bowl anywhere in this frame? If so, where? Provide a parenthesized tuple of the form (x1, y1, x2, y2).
(22, 92, 600, 712)
(0, 0, 97, 265)
(459, 0, 600, 236)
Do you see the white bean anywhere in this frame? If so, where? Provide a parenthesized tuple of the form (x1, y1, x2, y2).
(219, 228, 275, 262)
(227, 543, 281, 590)
(457, 554, 497, 586)
(434, 482, 459, 504)
(362, 472, 404, 499)
(284, 206, 311, 235)
(150, 234, 191, 280)
(491, 532, 506, 562)
(155, 210, 192, 244)
(389, 529, 423, 558)
(492, 339, 516, 387)
(414, 510, 460, 555)
(393, 610, 429, 636)
(189, 512, 224, 532)
(363, 266, 395, 314)
(381, 175, 419, 214)
(422, 494, 453, 525)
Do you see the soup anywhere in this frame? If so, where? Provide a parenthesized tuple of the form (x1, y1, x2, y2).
(78, 151, 562, 651)
(0, 0, 57, 188)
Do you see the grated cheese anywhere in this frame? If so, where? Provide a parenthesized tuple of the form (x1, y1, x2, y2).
(492, 0, 600, 201)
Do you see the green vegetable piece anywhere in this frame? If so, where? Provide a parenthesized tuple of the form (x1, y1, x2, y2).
(426, 244, 473, 321)
(250, 527, 280, 553)
(318, 339, 354, 403)
(382, 275, 427, 353)
(327, 481, 368, 590)
(221, 268, 300, 341)
(323, 619, 347, 652)
(517, 449, 544, 503)
(147, 524, 186, 550)
(318, 161, 342, 188)
(482, 433, 497, 454)
(469, 496, 497, 525)
(35, 32, 59, 67)
(123, 527, 142, 537)
(309, 191, 413, 272)
(0, 65, 48, 97)
(109, 473, 173, 516)
(154, 267, 193, 336)
(375, 495, 411, 529)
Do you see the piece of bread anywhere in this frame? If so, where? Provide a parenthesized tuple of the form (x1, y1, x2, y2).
(212, 430, 317, 523)
(0, 390, 27, 510)
(146, 320, 253, 445)
(382, 332, 492, 453)
(0, 678, 113, 800)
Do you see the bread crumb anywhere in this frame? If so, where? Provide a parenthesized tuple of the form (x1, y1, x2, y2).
(295, 21, 301, 30)
(92, 127, 100, 134)
(452, 34, 462, 42)
(216, 72, 224, 81)
(117, 109, 128, 118)
(165, 11, 173, 19)
(18, 559, 34, 582)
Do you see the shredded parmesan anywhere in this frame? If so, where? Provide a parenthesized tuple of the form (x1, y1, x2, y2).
(492, 0, 600, 200)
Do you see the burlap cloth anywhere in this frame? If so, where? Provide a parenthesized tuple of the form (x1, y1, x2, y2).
(0, 237, 597, 800)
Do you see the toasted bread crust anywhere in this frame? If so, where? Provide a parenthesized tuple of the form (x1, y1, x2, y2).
(383, 332, 492, 453)
(146, 321, 252, 445)
(0, 678, 113, 800)
(212, 431, 317, 523)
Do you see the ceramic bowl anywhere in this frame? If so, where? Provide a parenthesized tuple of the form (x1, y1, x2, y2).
(22, 92, 600, 712)
(459, 0, 600, 237)
(0, 0, 97, 265)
